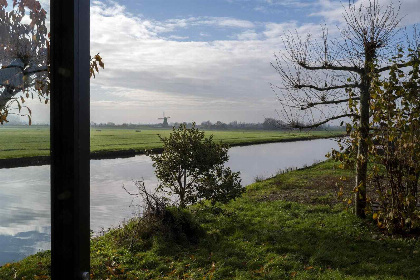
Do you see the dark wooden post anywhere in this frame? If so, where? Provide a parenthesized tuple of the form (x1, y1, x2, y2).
(50, 0, 90, 279)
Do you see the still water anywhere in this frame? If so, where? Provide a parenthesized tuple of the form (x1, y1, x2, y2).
(0, 138, 338, 264)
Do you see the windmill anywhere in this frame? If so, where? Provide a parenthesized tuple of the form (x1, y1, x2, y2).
(158, 112, 171, 127)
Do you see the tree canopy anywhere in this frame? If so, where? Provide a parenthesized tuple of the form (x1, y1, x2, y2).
(149, 123, 243, 208)
(272, 0, 419, 217)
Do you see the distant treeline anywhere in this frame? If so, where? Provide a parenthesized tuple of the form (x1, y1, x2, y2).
(3, 119, 342, 131)
(89, 118, 343, 131)
(198, 118, 342, 131)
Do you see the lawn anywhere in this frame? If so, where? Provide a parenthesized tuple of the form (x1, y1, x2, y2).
(0, 126, 343, 160)
(1, 160, 419, 279)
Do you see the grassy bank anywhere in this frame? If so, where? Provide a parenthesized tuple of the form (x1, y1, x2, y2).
(0, 126, 343, 161)
(1, 160, 419, 279)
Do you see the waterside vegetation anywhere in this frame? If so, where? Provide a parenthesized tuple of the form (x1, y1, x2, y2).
(1, 160, 419, 279)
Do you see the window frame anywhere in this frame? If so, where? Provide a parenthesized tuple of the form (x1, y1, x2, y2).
(50, 1, 91, 279)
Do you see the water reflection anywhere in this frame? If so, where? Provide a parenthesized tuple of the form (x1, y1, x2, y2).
(0, 138, 338, 264)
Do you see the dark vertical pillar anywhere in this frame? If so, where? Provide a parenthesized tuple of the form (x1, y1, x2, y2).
(50, 0, 90, 279)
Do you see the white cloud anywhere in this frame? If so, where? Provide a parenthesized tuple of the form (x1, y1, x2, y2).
(312, 0, 420, 27)
(236, 29, 260, 40)
(229, 0, 314, 9)
(263, 21, 321, 40)
(27, 0, 419, 124)
(213, 18, 255, 28)
(88, 1, 335, 124)
(169, 35, 190, 40)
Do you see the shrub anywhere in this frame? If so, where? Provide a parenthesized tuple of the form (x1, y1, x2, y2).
(119, 181, 205, 251)
(368, 48, 420, 233)
(149, 123, 244, 207)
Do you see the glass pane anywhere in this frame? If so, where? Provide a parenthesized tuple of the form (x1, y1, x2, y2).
(6, 0, 419, 278)
(0, 0, 50, 265)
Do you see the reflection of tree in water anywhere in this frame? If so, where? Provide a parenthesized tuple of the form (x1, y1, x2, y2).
(0, 0, 104, 124)
(0, 1, 49, 124)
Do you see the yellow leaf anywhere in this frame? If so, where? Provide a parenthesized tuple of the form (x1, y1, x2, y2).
(373, 213, 378, 220)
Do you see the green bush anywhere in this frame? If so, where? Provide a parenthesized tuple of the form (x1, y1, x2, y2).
(149, 123, 244, 207)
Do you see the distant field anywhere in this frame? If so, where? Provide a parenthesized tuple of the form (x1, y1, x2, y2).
(0, 126, 344, 160)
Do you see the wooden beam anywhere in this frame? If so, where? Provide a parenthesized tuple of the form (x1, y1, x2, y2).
(50, 0, 90, 279)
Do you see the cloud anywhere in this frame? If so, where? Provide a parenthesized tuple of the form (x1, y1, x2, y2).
(236, 29, 260, 40)
(89, 1, 291, 123)
(263, 21, 321, 40)
(26, 0, 420, 124)
(169, 35, 190, 40)
(209, 18, 255, 29)
(312, 0, 420, 27)
(262, 0, 314, 8)
(229, 0, 314, 9)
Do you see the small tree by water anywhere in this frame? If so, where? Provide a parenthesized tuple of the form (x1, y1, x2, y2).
(149, 123, 243, 208)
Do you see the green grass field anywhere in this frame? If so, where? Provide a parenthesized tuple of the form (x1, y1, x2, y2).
(0, 126, 344, 160)
(1, 160, 419, 279)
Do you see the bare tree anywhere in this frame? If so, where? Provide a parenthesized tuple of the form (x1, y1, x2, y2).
(271, 0, 417, 217)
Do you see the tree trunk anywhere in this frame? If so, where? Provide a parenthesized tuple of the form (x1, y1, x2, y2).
(355, 44, 375, 218)
(355, 125, 368, 218)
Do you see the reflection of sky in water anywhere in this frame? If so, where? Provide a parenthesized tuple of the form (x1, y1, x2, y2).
(0, 138, 338, 264)
(227, 139, 339, 185)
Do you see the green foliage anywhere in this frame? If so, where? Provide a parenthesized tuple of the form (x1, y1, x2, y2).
(332, 45, 420, 231)
(149, 123, 243, 207)
(197, 165, 243, 205)
(368, 47, 420, 233)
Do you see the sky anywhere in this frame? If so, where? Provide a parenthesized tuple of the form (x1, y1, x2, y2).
(27, 0, 420, 124)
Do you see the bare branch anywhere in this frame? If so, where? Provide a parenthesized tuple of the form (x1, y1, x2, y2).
(23, 66, 48, 75)
(298, 62, 362, 74)
(292, 113, 359, 129)
(302, 97, 361, 110)
(294, 83, 360, 91)
(376, 61, 415, 73)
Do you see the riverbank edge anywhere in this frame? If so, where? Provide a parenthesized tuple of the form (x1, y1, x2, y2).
(0, 134, 344, 169)
(2, 159, 420, 279)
